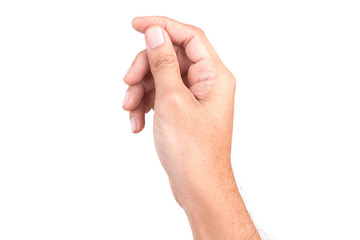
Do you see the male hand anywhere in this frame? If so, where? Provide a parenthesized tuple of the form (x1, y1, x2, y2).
(123, 16, 260, 240)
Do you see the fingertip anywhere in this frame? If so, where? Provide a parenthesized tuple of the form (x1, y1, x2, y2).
(131, 17, 139, 28)
(123, 69, 131, 84)
(123, 74, 133, 86)
(122, 91, 129, 111)
(132, 16, 168, 33)
(122, 84, 145, 111)
(132, 16, 146, 32)
(130, 117, 137, 133)
(124, 50, 150, 86)
(122, 101, 132, 111)
(129, 111, 145, 134)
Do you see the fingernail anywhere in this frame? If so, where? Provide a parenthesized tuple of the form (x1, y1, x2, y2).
(130, 117, 137, 132)
(122, 90, 130, 107)
(146, 26, 164, 49)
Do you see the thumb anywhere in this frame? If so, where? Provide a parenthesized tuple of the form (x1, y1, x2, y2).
(145, 26, 184, 96)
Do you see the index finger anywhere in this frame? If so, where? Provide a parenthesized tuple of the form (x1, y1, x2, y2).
(132, 16, 219, 63)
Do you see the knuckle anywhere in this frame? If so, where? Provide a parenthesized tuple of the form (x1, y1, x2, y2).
(136, 49, 147, 59)
(194, 26, 205, 35)
(188, 25, 205, 36)
(229, 72, 237, 89)
(163, 89, 184, 107)
(151, 54, 178, 72)
(217, 71, 237, 94)
(223, 73, 237, 93)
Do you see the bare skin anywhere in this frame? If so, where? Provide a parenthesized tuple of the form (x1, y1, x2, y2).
(123, 16, 260, 240)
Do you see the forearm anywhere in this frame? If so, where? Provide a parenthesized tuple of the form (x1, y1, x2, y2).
(173, 163, 260, 240)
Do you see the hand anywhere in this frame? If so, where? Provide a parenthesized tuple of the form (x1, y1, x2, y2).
(123, 16, 260, 240)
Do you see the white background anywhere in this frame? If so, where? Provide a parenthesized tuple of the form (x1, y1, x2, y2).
(0, 0, 359, 239)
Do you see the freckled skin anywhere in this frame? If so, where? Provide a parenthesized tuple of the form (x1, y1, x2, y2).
(123, 16, 260, 240)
